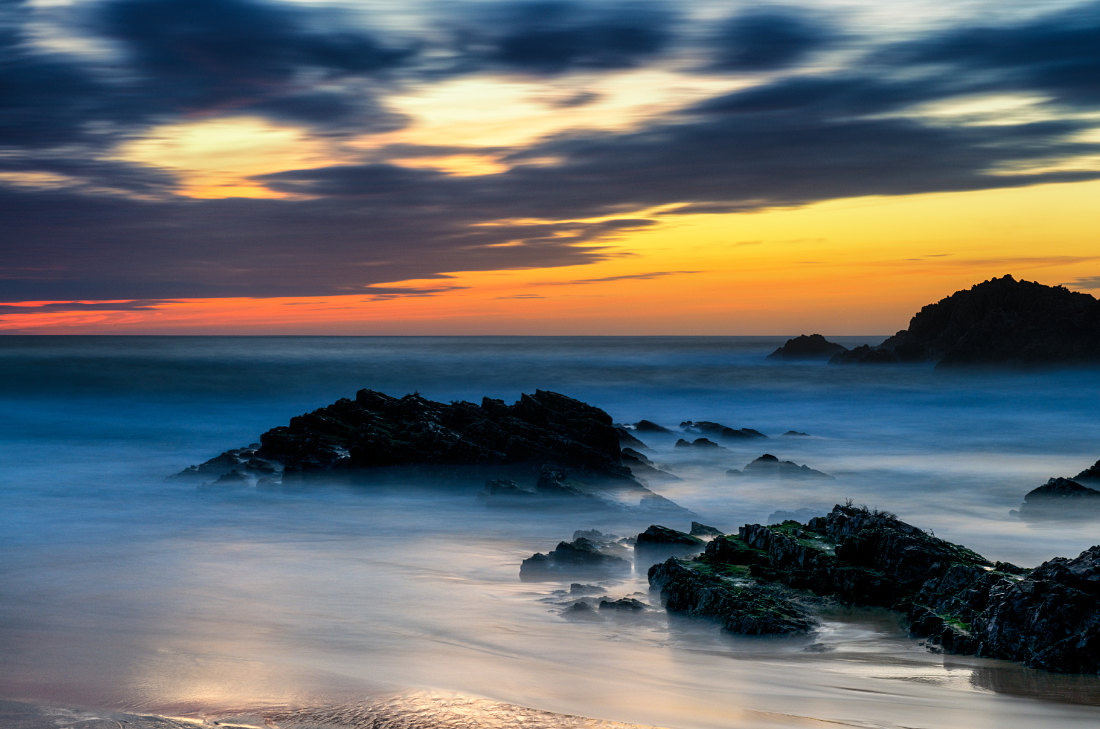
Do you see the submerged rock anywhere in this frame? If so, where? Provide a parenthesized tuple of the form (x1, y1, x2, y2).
(648, 504, 1100, 673)
(767, 334, 848, 361)
(681, 421, 767, 440)
(1073, 459, 1100, 484)
(690, 521, 723, 538)
(180, 389, 688, 513)
(728, 454, 831, 480)
(675, 437, 722, 449)
(598, 597, 648, 611)
(633, 420, 672, 433)
(637, 525, 705, 548)
(830, 275, 1100, 367)
(1018, 477, 1100, 520)
(520, 537, 631, 580)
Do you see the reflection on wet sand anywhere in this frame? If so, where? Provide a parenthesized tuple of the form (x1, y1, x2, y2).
(968, 663, 1100, 706)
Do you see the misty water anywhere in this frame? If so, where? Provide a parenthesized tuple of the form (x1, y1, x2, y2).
(1, 336, 1098, 728)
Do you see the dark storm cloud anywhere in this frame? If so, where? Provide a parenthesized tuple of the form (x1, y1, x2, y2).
(0, 182, 631, 302)
(0, 2, 107, 147)
(445, 1, 675, 74)
(886, 0, 1100, 107)
(93, 0, 415, 128)
(707, 6, 836, 71)
(0, 300, 177, 313)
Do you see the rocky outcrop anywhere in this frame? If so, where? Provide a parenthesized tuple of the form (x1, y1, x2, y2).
(675, 437, 721, 449)
(1018, 478, 1100, 520)
(637, 525, 704, 548)
(690, 521, 723, 538)
(727, 454, 831, 480)
(648, 558, 817, 634)
(1073, 460, 1100, 484)
(520, 537, 631, 580)
(633, 420, 671, 433)
(831, 275, 1100, 367)
(681, 421, 767, 440)
(648, 504, 1100, 673)
(180, 389, 689, 511)
(767, 334, 848, 360)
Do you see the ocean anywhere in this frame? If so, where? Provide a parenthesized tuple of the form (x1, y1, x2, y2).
(1, 336, 1098, 728)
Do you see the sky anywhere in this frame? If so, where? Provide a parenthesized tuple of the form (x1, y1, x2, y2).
(2, 0, 1099, 334)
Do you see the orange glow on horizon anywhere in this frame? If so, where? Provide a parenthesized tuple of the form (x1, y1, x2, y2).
(4, 179, 1099, 335)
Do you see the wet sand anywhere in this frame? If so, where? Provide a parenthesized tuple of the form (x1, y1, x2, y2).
(0, 694, 672, 729)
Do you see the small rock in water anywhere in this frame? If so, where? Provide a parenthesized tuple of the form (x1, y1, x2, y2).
(689, 521, 723, 538)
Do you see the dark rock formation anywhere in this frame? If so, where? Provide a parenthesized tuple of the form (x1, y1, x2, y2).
(675, 437, 722, 449)
(635, 524, 706, 562)
(180, 389, 689, 512)
(520, 537, 631, 580)
(1074, 459, 1100, 484)
(621, 448, 680, 484)
(1018, 478, 1100, 520)
(690, 521, 723, 538)
(767, 334, 848, 360)
(648, 504, 1100, 673)
(649, 558, 817, 634)
(633, 420, 671, 433)
(783, 430, 810, 437)
(570, 583, 603, 595)
(681, 421, 767, 440)
(599, 597, 647, 611)
(728, 454, 831, 480)
(831, 275, 1100, 367)
(637, 525, 704, 548)
(615, 427, 648, 450)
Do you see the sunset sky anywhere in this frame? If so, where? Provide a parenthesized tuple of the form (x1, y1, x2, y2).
(3, 0, 1099, 334)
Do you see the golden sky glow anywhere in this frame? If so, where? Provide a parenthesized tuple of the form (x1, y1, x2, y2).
(6, 178, 1099, 334)
(3, 0, 1100, 334)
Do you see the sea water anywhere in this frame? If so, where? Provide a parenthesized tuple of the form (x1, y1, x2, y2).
(0, 336, 1098, 728)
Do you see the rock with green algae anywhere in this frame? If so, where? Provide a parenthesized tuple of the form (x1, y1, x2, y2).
(647, 504, 1100, 674)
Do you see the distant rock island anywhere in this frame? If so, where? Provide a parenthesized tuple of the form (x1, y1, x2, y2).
(1017, 459, 1100, 520)
(767, 334, 848, 360)
(832, 275, 1100, 366)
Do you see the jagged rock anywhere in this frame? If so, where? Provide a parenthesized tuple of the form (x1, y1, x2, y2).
(633, 420, 671, 433)
(675, 437, 721, 449)
(1018, 478, 1100, 520)
(569, 583, 603, 595)
(650, 503, 1100, 673)
(622, 448, 680, 484)
(648, 558, 817, 635)
(730, 454, 831, 480)
(831, 275, 1100, 367)
(767, 334, 848, 360)
(690, 521, 723, 538)
(598, 597, 647, 611)
(637, 525, 705, 548)
(615, 427, 648, 450)
(681, 421, 767, 440)
(520, 537, 631, 580)
(1073, 460, 1100, 484)
(635, 525, 705, 563)
(783, 430, 810, 436)
(180, 389, 688, 512)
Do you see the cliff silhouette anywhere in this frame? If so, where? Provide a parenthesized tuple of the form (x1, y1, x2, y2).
(832, 275, 1100, 366)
